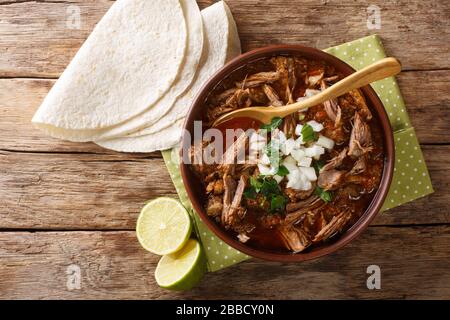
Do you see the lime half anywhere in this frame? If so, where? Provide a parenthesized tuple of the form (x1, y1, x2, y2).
(155, 239, 207, 291)
(136, 197, 191, 255)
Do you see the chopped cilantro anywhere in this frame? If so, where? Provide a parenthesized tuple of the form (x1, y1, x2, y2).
(276, 165, 289, 177)
(249, 176, 263, 192)
(243, 175, 288, 213)
(260, 177, 280, 197)
(263, 139, 281, 172)
(315, 186, 333, 203)
(261, 117, 283, 132)
(270, 194, 288, 212)
(243, 187, 257, 199)
(301, 123, 319, 143)
(269, 145, 280, 172)
(313, 160, 325, 175)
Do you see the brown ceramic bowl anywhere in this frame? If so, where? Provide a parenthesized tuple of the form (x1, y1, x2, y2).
(180, 45, 395, 262)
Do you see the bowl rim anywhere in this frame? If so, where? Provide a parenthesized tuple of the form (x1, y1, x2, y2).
(180, 44, 395, 262)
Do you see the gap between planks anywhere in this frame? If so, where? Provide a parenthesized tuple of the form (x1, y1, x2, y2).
(1, 222, 450, 234)
(1, 226, 449, 299)
(2, 142, 449, 158)
(2, 67, 450, 81)
(0, 148, 162, 159)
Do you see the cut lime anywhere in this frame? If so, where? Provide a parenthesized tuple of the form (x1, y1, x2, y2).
(155, 239, 207, 291)
(136, 197, 191, 255)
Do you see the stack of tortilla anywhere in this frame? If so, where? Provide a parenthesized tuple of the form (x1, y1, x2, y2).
(32, 0, 241, 152)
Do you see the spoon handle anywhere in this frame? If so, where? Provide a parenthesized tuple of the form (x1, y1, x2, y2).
(278, 57, 402, 117)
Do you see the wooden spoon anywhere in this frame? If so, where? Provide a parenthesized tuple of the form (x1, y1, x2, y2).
(212, 57, 401, 127)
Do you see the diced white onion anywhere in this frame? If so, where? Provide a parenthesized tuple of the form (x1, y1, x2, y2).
(237, 233, 250, 243)
(286, 168, 301, 189)
(304, 89, 321, 97)
(259, 153, 271, 165)
(295, 135, 305, 146)
(296, 89, 321, 103)
(277, 130, 287, 143)
(269, 117, 333, 188)
(258, 163, 276, 176)
(302, 180, 313, 191)
(249, 133, 267, 151)
(287, 169, 312, 191)
(291, 148, 306, 162)
(271, 129, 286, 145)
(250, 132, 266, 143)
(299, 166, 317, 181)
(250, 142, 265, 152)
(308, 73, 324, 86)
(280, 138, 296, 155)
(295, 124, 303, 136)
(286, 180, 297, 189)
(280, 143, 286, 155)
(304, 145, 325, 159)
(316, 135, 335, 150)
(270, 167, 278, 175)
(282, 160, 298, 173)
(297, 156, 312, 167)
(283, 155, 297, 166)
(273, 175, 283, 183)
(307, 120, 324, 132)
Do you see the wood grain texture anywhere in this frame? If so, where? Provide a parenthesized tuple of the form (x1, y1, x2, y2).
(1, 0, 449, 78)
(0, 0, 449, 300)
(1, 69, 448, 155)
(0, 227, 449, 299)
(396, 70, 450, 144)
(0, 145, 447, 230)
(0, 150, 177, 229)
(0, 78, 106, 153)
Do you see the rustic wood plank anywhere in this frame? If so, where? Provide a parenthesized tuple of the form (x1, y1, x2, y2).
(0, 226, 449, 299)
(1, 0, 449, 78)
(0, 151, 177, 229)
(0, 77, 162, 155)
(0, 78, 108, 153)
(0, 0, 448, 301)
(398, 70, 450, 144)
(1, 70, 448, 155)
(0, 0, 111, 78)
(0, 145, 447, 229)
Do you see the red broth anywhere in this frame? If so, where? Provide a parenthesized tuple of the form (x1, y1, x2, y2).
(192, 55, 384, 253)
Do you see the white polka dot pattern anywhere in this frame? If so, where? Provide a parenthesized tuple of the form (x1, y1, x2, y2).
(379, 128, 433, 211)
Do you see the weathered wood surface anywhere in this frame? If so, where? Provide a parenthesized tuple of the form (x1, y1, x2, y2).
(0, 0, 449, 299)
(1, 0, 449, 78)
(0, 150, 176, 230)
(1, 70, 449, 155)
(0, 227, 449, 299)
(0, 145, 448, 230)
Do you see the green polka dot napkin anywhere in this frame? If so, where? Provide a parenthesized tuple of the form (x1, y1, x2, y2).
(162, 34, 433, 272)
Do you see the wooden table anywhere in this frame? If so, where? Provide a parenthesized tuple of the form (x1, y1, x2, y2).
(1, 0, 449, 299)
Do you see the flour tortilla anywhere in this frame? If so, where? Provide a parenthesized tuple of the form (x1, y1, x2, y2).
(127, 0, 240, 136)
(64, 0, 203, 141)
(97, 1, 241, 152)
(92, 0, 204, 139)
(32, 0, 202, 142)
(32, 0, 187, 136)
